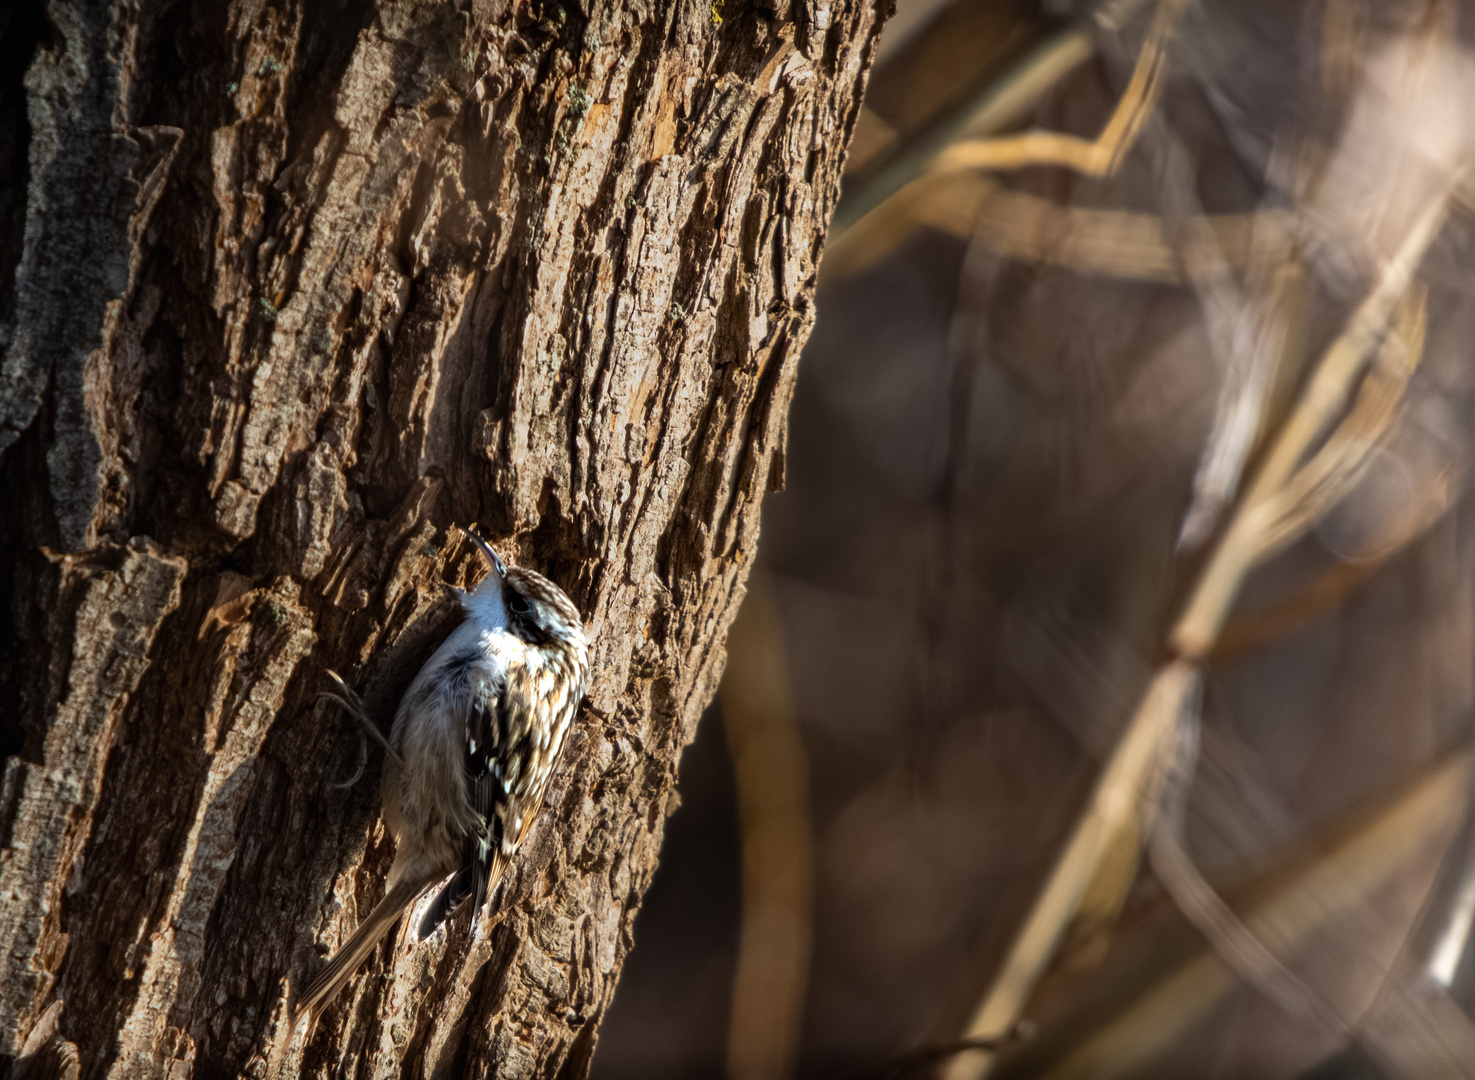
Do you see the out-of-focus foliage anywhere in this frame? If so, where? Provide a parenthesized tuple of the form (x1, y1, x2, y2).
(599, 1, 1475, 1078)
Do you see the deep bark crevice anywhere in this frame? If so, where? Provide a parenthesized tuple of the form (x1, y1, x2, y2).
(0, 1, 52, 327)
(0, 1, 885, 1076)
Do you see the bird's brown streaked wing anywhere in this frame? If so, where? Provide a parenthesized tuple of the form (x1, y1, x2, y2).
(467, 659, 544, 918)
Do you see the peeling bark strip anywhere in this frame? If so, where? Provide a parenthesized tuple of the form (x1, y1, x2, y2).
(0, 1, 883, 1077)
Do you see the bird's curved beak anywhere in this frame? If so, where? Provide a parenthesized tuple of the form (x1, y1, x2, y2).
(467, 530, 507, 579)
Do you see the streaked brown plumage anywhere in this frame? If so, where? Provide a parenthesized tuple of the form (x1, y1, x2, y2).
(293, 535, 589, 1029)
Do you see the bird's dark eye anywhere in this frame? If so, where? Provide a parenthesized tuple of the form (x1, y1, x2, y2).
(508, 593, 530, 615)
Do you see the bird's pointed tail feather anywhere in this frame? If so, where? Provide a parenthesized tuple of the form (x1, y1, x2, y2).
(291, 878, 423, 1031)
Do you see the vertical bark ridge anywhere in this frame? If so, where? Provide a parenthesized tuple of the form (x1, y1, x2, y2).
(0, 1, 886, 1077)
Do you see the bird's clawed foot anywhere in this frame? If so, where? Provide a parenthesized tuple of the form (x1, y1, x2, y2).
(318, 670, 406, 790)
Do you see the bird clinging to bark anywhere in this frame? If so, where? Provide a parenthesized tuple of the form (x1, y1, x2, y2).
(294, 533, 590, 1028)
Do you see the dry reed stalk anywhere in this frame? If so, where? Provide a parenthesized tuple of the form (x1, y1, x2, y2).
(827, 0, 1179, 276)
(942, 661, 1198, 1080)
(1161, 129, 1306, 552)
(1358, 982, 1475, 1080)
(821, 172, 994, 282)
(998, 749, 1474, 1080)
(1213, 461, 1458, 661)
(942, 184, 1453, 1080)
(1147, 702, 1348, 1040)
(932, 0, 1184, 178)
(720, 572, 814, 1080)
(831, 0, 1154, 236)
(821, 170, 1292, 283)
(1253, 291, 1425, 549)
(1172, 198, 1444, 658)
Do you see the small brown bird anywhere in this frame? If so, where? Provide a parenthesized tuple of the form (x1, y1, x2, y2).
(293, 534, 590, 1027)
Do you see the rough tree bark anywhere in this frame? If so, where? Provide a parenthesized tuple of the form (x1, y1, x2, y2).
(0, 1, 884, 1076)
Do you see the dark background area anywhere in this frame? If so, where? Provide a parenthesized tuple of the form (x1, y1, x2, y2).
(596, 0, 1475, 1077)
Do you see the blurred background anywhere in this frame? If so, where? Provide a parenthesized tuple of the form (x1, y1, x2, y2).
(596, 0, 1475, 1077)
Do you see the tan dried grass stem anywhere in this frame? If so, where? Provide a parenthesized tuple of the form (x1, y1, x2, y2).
(943, 661, 1198, 1080)
(1024, 749, 1473, 1080)
(821, 173, 1289, 284)
(721, 572, 814, 1080)
(1213, 461, 1458, 661)
(831, 0, 1154, 236)
(944, 185, 1451, 1080)
(1172, 193, 1446, 658)
(933, 0, 1184, 178)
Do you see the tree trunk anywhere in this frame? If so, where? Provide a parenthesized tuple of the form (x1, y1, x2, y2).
(0, 1, 883, 1076)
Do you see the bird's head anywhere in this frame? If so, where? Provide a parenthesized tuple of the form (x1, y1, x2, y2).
(462, 532, 586, 649)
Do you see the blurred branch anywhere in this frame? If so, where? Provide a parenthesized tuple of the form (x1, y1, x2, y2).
(943, 183, 1453, 1080)
(1175, 195, 1445, 657)
(832, 0, 1154, 236)
(1147, 696, 1348, 1038)
(933, 0, 1184, 177)
(992, 748, 1475, 1080)
(1157, 123, 1307, 551)
(1357, 971, 1475, 1080)
(1252, 288, 1427, 557)
(944, 660, 1200, 1080)
(720, 572, 814, 1080)
(822, 171, 1291, 283)
(1211, 439, 1457, 661)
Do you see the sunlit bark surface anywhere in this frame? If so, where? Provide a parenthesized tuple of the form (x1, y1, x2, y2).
(0, 1, 883, 1076)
